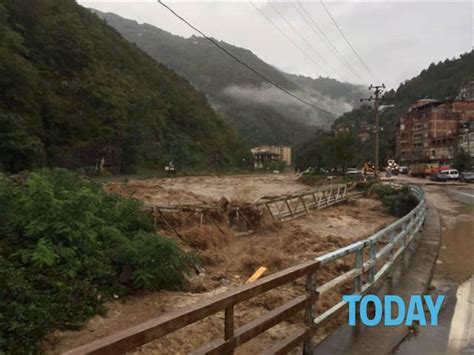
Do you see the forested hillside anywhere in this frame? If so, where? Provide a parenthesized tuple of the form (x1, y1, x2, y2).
(295, 51, 474, 169)
(95, 10, 367, 146)
(0, 0, 247, 173)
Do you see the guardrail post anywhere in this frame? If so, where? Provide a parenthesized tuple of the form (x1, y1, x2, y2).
(402, 220, 409, 269)
(369, 240, 376, 283)
(303, 272, 317, 355)
(225, 306, 234, 353)
(389, 231, 396, 262)
(354, 246, 363, 293)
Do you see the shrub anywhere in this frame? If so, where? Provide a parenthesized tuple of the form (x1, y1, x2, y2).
(0, 169, 193, 353)
(373, 184, 419, 217)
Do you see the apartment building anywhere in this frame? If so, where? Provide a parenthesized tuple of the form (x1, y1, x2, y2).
(396, 99, 474, 162)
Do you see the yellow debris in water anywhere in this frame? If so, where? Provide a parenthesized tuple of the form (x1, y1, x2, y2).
(246, 266, 268, 284)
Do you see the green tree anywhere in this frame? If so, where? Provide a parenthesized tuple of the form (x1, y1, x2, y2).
(0, 0, 248, 174)
(0, 113, 44, 171)
(453, 148, 472, 171)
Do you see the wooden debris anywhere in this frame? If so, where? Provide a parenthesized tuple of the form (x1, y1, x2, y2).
(246, 266, 268, 284)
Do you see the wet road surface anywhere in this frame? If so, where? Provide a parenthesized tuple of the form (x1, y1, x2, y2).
(395, 188, 474, 355)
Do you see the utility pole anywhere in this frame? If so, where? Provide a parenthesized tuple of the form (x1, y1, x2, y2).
(460, 121, 471, 156)
(361, 84, 385, 176)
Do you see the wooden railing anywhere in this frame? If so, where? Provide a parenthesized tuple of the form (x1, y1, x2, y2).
(65, 185, 426, 355)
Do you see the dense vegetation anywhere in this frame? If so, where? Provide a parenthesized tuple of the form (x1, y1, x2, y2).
(0, 169, 193, 353)
(0, 0, 248, 174)
(96, 11, 366, 146)
(453, 148, 472, 171)
(294, 130, 369, 171)
(372, 184, 419, 217)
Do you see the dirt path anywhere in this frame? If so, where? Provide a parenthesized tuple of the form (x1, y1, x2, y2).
(45, 195, 395, 354)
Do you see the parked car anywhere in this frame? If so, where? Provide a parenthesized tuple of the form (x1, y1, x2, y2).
(346, 168, 362, 175)
(442, 169, 459, 180)
(430, 172, 448, 182)
(399, 166, 409, 174)
(460, 171, 474, 183)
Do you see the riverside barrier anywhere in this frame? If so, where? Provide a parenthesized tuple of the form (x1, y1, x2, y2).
(65, 184, 426, 355)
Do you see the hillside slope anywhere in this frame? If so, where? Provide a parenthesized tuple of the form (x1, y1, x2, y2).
(95, 11, 367, 146)
(295, 51, 474, 168)
(0, 0, 247, 173)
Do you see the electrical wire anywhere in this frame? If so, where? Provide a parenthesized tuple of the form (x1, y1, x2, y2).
(156, 0, 337, 117)
(266, 1, 338, 77)
(320, 0, 377, 82)
(293, 0, 367, 83)
(248, 0, 325, 76)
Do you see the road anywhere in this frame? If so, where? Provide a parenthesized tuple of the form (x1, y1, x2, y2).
(394, 183, 474, 355)
(447, 187, 474, 205)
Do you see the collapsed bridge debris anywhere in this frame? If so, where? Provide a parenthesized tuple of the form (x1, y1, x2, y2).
(146, 184, 348, 236)
(254, 184, 347, 221)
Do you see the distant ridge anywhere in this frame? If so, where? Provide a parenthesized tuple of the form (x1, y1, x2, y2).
(94, 10, 368, 146)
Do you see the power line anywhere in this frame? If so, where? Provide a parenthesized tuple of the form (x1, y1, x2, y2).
(293, 0, 367, 84)
(289, 0, 348, 81)
(320, 0, 377, 82)
(266, 1, 338, 78)
(248, 0, 326, 76)
(156, 0, 337, 117)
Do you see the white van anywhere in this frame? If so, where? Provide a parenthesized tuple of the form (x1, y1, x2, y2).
(442, 169, 459, 180)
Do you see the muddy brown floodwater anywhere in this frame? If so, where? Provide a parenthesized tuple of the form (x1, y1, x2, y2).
(44, 174, 397, 354)
(105, 173, 314, 206)
(395, 185, 474, 355)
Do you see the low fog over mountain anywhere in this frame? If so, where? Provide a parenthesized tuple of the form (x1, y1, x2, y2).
(94, 10, 368, 145)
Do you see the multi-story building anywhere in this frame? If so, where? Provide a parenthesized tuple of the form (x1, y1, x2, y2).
(396, 98, 474, 163)
(251, 146, 292, 168)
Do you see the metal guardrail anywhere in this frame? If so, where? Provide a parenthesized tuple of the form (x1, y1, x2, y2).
(254, 184, 348, 221)
(65, 185, 426, 355)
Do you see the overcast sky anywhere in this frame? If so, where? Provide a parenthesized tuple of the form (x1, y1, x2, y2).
(79, 0, 473, 89)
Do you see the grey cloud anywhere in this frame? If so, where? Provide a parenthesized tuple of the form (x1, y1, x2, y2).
(80, 1, 472, 88)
